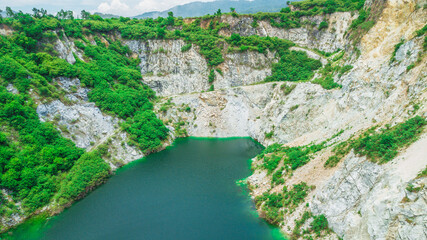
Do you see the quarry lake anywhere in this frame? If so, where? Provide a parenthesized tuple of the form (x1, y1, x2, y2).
(5, 138, 285, 240)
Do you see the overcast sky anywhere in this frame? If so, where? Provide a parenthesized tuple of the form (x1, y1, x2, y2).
(0, 0, 217, 17)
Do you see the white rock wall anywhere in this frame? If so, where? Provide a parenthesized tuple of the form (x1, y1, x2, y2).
(125, 39, 276, 96)
(36, 77, 143, 168)
(219, 12, 357, 52)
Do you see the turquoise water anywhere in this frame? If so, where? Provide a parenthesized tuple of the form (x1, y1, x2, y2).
(2, 138, 285, 240)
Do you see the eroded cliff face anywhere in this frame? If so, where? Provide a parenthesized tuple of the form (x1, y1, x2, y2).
(35, 77, 144, 168)
(125, 39, 276, 96)
(218, 11, 357, 52)
(3, 0, 425, 238)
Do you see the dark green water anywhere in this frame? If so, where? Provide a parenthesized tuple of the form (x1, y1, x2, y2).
(3, 138, 285, 240)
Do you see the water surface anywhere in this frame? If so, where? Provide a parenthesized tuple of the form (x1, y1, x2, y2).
(4, 138, 285, 240)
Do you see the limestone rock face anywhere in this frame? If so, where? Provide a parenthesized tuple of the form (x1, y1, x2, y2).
(125, 39, 275, 96)
(219, 12, 357, 52)
(36, 77, 143, 168)
(125, 39, 210, 96)
(53, 34, 84, 64)
(312, 135, 427, 240)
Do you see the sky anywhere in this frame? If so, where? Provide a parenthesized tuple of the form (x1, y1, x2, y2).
(0, 0, 217, 17)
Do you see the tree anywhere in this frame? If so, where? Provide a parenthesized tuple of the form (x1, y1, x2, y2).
(6, 7, 14, 18)
(32, 8, 41, 18)
(230, 8, 235, 12)
(156, 27, 166, 39)
(32, 8, 47, 18)
(57, 9, 74, 20)
(165, 11, 174, 26)
(230, 33, 241, 45)
(81, 10, 90, 20)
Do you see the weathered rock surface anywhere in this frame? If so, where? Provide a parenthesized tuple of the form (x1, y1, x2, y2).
(312, 135, 427, 240)
(219, 12, 357, 52)
(125, 39, 276, 96)
(36, 77, 143, 168)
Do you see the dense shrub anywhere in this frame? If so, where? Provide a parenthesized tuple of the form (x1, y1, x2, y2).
(318, 21, 329, 30)
(255, 182, 311, 225)
(351, 116, 426, 163)
(56, 152, 110, 204)
(312, 76, 341, 89)
(325, 116, 427, 167)
(266, 51, 322, 82)
(73, 37, 169, 152)
(258, 141, 325, 174)
(181, 43, 192, 52)
(0, 87, 86, 212)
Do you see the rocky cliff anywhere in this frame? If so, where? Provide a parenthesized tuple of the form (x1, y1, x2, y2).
(145, 0, 427, 239)
(1, 0, 426, 239)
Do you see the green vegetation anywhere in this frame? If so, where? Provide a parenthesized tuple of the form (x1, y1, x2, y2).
(290, 105, 299, 111)
(348, 7, 377, 43)
(173, 121, 188, 137)
(208, 69, 216, 83)
(56, 152, 110, 204)
(339, 65, 353, 76)
(257, 141, 326, 176)
(1, 2, 334, 91)
(159, 98, 175, 112)
(280, 83, 296, 96)
(312, 75, 341, 89)
(0, 86, 110, 223)
(266, 51, 322, 82)
(227, 34, 323, 82)
(0, 8, 174, 228)
(247, 0, 364, 31)
(0, 88, 86, 212)
(332, 51, 345, 61)
(181, 44, 192, 52)
(291, 0, 364, 13)
(390, 39, 405, 62)
(272, 167, 285, 186)
(312, 62, 345, 90)
(310, 214, 329, 234)
(406, 64, 415, 72)
(255, 182, 312, 225)
(0, 12, 170, 154)
(324, 141, 349, 167)
(406, 183, 422, 193)
(318, 21, 329, 30)
(325, 116, 426, 167)
(73, 38, 169, 152)
(415, 24, 427, 51)
(265, 131, 274, 139)
(292, 211, 332, 240)
(352, 116, 426, 163)
(346, 0, 386, 44)
(417, 166, 427, 178)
